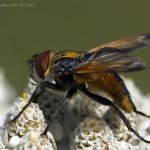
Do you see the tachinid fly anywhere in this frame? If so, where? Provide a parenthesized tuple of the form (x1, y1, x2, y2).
(9, 33, 150, 143)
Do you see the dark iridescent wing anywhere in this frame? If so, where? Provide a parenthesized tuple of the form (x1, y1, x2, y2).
(73, 33, 150, 74)
(88, 33, 150, 53)
(74, 53, 145, 73)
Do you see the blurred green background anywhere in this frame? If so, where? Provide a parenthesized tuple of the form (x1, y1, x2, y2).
(0, 0, 150, 94)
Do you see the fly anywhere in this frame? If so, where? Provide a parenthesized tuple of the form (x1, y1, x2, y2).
(9, 33, 150, 143)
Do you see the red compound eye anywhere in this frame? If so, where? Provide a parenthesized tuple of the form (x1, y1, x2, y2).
(34, 51, 50, 78)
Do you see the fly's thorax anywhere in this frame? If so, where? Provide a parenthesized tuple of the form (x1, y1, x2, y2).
(52, 53, 81, 85)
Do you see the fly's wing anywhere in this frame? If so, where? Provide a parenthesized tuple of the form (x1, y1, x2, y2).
(74, 46, 146, 74)
(88, 33, 150, 53)
(74, 33, 150, 74)
(75, 55, 145, 73)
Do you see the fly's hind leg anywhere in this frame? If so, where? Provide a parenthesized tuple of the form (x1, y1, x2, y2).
(81, 87, 150, 143)
(113, 73, 150, 118)
(130, 100, 150, 118)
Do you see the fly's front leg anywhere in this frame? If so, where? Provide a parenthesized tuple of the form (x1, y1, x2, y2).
(8, 86, 43, 124)
(8, 81, 62, 124)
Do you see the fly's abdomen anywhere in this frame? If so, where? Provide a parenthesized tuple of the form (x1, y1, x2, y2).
(86, 73, 133, 113)
(101, 73, 133, 112)
(74, 72, 133, 112)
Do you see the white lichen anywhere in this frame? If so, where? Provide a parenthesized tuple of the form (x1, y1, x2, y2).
(70, 117, 139, 150)
(70, 91, 108, 118)
(70, 117, 113, 150)
(14, 131, 55, 150)
(0, 69, 16, 104)
(0, 69, 16, 127)
(0, 79, 57, 149)
(69, 78, 150, 149)
(0, 136, 7, 149)
(104, 107, 139, 145)
(0, 128, 56, 150)
(8, 97, 46, 137)
(0, 76, 150, 149)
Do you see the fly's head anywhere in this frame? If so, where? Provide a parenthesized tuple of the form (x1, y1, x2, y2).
(28, 50, 55, 83)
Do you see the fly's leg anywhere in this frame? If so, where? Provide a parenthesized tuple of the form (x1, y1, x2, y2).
(114, 73, 150, 118)
(8, 81, 63, 124)
(81, 87, 150, 143)
(128, 99, 150, 118)
(133, 109, 150, 118)
(42, 87, 77, 135)
(8, 86, 44, 124)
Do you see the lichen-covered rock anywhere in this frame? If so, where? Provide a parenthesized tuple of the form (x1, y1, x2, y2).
(70, 91, 108, 118)
(104, 107, 139, 145)
(70, 117, 138, 150)
(0, 81, 57, 149)
(8, 97, 46, 136)
(0, 128, 56, 150)
(70, 117, 113, 150)
(14, 131, 56, 150)
(0, 136, 7, 149)
(0, 77, 150, 149)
